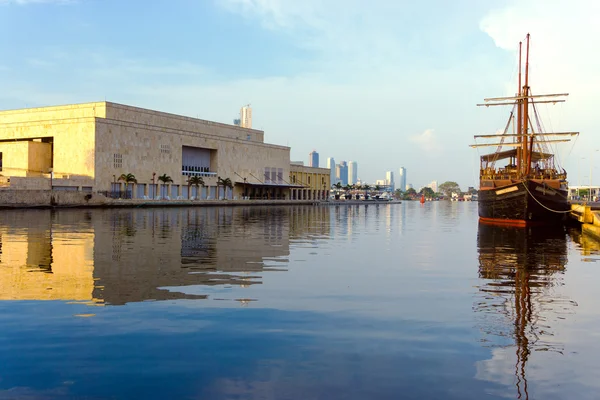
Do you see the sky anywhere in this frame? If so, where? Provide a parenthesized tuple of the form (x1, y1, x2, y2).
(0, 0, 598, 190)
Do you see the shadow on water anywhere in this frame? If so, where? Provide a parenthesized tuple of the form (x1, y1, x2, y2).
(0, 206, 331, 306)
(474, 222, 578, 399)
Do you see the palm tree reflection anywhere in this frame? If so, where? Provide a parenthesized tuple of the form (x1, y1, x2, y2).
(475, 222, 576, 399)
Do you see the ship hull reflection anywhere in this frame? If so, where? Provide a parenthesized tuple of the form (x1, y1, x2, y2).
(475, 222, 571, 399)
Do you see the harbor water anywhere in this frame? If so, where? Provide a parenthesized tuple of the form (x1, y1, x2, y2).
(0, 202, 599, 399)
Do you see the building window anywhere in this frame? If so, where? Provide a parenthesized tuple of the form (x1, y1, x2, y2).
(277, 168, 283, 183)
(308, 176, 311, 185)
(113, 153, 123, 169)
(264, 167, 271, 183)
(160, 144, 171, 154)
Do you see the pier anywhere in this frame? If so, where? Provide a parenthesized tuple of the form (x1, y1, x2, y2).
(570, 202, 600, 241)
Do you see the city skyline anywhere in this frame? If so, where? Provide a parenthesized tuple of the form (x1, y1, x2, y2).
(0, 1, 596, 188)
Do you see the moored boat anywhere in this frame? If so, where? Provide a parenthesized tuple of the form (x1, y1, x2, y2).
(471, 34, 578, 226)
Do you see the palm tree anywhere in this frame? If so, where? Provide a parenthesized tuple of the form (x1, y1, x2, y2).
(363, 184, 371, 199)
(157, 174, 173, 199)
(187, 176, 205, 200)
(118, 173, 137, 184)
(333, 182, 343, 199)
(118, 173, 137, 198)
(344, 184, 353, 199)
(218, 176, 234, 199)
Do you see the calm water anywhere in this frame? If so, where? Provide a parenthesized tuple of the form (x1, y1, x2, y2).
(0, 203, 599, 399)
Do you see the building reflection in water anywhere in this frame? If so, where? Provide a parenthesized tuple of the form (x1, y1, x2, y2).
(0, 206, 330, 306)
(567, 227, 600, 261)
(474, 222, 577, 399)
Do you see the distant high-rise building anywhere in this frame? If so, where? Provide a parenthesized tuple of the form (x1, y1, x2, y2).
(407, 183, 413, 190)
(309, 150, 319, 167)
(385, 171, 395, 191)
(427, 180, 438, 193)
(348, 161, 358, 185)
(327, 157, 336, 185)
(337, 161, 348, 186)
(240, 104, 252, 128)
(399, 167, 406, 193)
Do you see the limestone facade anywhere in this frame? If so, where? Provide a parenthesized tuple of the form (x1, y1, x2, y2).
(0, 102, 293, 200)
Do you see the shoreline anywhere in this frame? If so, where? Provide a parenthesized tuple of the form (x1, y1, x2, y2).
(0, 190, 403, 210)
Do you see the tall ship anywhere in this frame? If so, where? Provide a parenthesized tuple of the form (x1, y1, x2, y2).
(471, 34, 578, 226)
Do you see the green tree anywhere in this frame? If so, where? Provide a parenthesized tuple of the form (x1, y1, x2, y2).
(438, 181, 461, 197)
(394, 189, 403, 199)
(218, 177, 234, 199)
(157, 174, 173, 198)
(332, 182, 343, 198)
(118, 173, 137, 184)
(187, 176, 205, 200)
(118, 173, 137, 197)
(404, 188, 417, 199)
(362, 184, 371, 199)
(420, 187, 435, 198)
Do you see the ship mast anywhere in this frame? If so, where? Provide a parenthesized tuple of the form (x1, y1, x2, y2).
(524, 34, 532, 175)
(472, 33, 576, 165)
(517, 41, 523, 175)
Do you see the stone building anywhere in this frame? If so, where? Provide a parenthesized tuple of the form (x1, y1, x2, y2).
(290, 163, 331, 200)
(0, 101, 300, 200)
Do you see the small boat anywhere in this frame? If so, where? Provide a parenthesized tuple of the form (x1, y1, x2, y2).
(470, 34, 578, 226)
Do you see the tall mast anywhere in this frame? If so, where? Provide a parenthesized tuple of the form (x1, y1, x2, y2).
(517, 41, 523, 175)
(523, 34, 531, 175)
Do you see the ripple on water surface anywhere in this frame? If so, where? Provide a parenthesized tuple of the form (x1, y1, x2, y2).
(0, 203, 599, 399)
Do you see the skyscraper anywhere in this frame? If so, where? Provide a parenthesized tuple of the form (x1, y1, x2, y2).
(327, 157, 336, 184)
(309, 150, 319, 167)
(399, 167, 406, 192)
(338, 161, 348, 186)
(240, 104, 252, 128)
(348, 161, 358, 185)
(385, 171, 395, 191)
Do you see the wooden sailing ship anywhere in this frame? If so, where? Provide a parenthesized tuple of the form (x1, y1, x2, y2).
(471, 34, 578, 226)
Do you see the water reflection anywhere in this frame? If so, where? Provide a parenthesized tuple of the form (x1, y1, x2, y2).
(568, 228, 600, 261)
(474, 223, 577, 399)
(0, 206, 331, 306)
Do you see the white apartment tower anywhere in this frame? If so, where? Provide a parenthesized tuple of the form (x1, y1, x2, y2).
(427, 180, 438, 193)
(385, 171, 395, 191)
(240, 104, 252, 128)
(348, 161, 358, 185)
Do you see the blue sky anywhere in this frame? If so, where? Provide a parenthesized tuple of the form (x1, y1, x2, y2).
(0, 0, 598, 189)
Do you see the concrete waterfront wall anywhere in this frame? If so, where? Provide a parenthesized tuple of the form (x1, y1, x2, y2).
(0, 190, 107, 207)
(0, 189, 325, 209)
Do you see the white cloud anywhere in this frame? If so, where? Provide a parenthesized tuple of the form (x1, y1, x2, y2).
(480, 0, 600, 183)
(26, 58, 55, 68)
(480, 1, 599, 128)
(409, 129, 441, 154)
